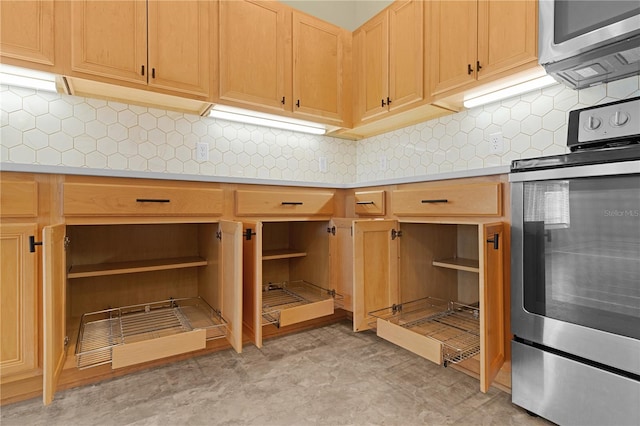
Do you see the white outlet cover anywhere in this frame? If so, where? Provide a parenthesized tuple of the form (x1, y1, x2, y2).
(489, 132, 503, 154)
(196, 142, 209, 161)
(319, 157, 328, 173)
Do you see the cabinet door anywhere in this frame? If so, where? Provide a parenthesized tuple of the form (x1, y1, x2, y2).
(292, 12, 346, 124)
(148, 0, 211, 97)
(0, 0, 55, 69)
(218, 221, 243, 353)
(429, 0, 477, 96)
(480, 222, 505, 392)
(70, 0, 147, 85)
(353, 220, 399, 331)
(43, 224, 67, 405)
(388, 0, 424, 111)
(329, 218, 353, 312)
(476, 0, 537, 81)
(242, 221, 262, 348)
(355, 11, 388, 122)
(218, 0, 291, 113)
(0, 224, 38, 382)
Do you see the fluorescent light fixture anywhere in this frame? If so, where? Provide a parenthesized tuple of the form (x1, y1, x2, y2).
(209, 104, 327, 135)
(0, 64, 57, 92)
(463, 75, 557, 109)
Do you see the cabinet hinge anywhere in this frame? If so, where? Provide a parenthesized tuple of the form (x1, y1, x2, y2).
(392, 303, 402, 314)
(64, 336, 69, 347)
(216, 230, 222, 240)
(327, 226, 336, 235)
(64, 236, 70, 250)
(391, 229, 402, 240)
(244, 228, 256, 241)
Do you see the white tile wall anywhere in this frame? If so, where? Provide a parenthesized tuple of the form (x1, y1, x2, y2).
(1, 75, 639, 185)
(356, 75, 640, 183)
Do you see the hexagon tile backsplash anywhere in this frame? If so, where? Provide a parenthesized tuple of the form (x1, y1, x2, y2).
(1, 75, 639, 185)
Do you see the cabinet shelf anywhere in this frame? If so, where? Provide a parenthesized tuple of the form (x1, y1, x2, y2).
(432, 257, 479, 273)
(67, 256, 208, 279)
(262, 249, 307, 261)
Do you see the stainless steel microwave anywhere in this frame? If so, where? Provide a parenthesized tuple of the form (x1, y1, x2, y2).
(539, 0, 640, 89)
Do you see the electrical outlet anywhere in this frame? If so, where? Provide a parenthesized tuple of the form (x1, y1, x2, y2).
(379, 156, 387, 171)
(196, 142, 209, 161)
(319, 157, 328, 173)
(489, 132, 503, 154)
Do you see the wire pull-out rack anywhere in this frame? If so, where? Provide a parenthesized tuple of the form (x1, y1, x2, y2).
(75, 297, 227, 370)
(370, 297, 480, 366)
(262, 280, 343, 328)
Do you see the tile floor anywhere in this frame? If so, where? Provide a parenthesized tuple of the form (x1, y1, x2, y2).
(1, 322, 553, 425)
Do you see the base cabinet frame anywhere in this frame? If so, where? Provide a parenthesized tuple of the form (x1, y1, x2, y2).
(42, 220, 243, 404)
(353, 218, 504, 392)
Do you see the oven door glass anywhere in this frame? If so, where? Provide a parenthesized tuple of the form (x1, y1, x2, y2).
(523, 175, 640, 339)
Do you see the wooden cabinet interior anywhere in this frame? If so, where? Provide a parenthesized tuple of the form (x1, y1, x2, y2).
(47, 221, 242, 403)
(354, 219, 504, 392)
(243, 220, 341, 348)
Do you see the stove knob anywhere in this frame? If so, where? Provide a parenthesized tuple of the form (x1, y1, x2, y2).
(610, 111, 630, 127)
(585, 115, 601, 131)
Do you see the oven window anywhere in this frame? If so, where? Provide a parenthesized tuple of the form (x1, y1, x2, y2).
(554, 0, 640, 44)
(523, 175, 640, 339)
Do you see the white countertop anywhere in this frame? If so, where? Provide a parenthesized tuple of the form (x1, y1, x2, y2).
(0, 162, 511, 188)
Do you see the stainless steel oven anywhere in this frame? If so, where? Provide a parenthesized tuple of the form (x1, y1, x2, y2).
(539, 0, 640, 88)
(510, 97, 640, 425)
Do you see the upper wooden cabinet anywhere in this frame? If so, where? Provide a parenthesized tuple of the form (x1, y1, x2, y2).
(354, 0, 424, 124)
(216, 1, 350, 126)
(0, 0, 61, 72)
(69, 0, 212, 99)
(292, 11, 350, 125)
(217, 0, 291, 113)
(429, 0, 538, 98)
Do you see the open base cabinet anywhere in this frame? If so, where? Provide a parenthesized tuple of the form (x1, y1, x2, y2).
(43, 221, 243, 404)
(353, 219, 505, 392)
(242, 220, 344, 348)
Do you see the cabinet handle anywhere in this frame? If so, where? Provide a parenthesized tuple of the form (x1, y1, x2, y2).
(29, 235, 43, 253)
(476, 61, 482, 72)
(356, 201, 375, 205)
(381, 98, 386, 107)
(281, 96, 285, 105)
(387, 97, 392, 105)
(296, 99, 300, 108)
(421, 199, 448, 204)
(141, 65, 145, 76)
(136, 198, 170, 203)
(152, 68, 156, 79)
(281, 201, 303, 205)
(467, 64, 473, 75)
(486, 233, 500, 250)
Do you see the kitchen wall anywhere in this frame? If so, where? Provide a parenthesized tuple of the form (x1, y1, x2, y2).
(1, 75, 638, 186)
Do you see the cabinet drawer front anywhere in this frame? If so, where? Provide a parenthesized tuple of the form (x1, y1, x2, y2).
(63, 183, 223, 216)
(235, 190, 334, 216)
(392, 183, 501, 216)
(355, 190, 385, 215)
(279, 298, 334, 328)
(0, 181, 38, 217)
(377, 319, 442, 364)
(111, 329, 206, 369)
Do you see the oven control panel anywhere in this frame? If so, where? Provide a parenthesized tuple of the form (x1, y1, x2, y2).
(576, 97, 639, 143)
